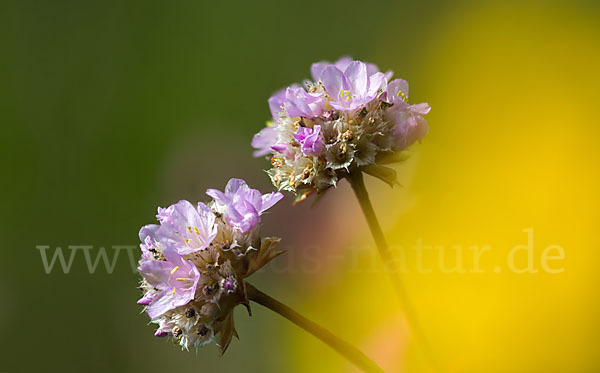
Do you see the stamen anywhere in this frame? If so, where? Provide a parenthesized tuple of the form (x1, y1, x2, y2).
(171, 287, 176, 296)
(271, 157, 283, 167)
(176, 277, 187, 282)
(172, 326, 182, 337)
(194, 227, 200, 235)
(302, 167, 311, 180)
(170, 266, 179, 274)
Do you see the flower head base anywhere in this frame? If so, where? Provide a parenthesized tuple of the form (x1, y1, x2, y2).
(252, 57, 430, 201)
(137, 179, 283, 353)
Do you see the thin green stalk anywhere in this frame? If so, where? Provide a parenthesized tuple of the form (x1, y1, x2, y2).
(245, 282, 384, 373)
(349, 171, 439, 370)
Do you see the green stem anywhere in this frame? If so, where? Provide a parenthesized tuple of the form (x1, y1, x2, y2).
(349, 171, 439, 370)
(245, 282, 384, 373)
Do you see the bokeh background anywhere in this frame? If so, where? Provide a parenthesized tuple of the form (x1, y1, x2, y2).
(2, 0, 599, 371)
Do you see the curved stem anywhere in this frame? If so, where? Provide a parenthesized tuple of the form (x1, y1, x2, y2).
(245, 282, 383, 373)
(349, 171, 439, 370)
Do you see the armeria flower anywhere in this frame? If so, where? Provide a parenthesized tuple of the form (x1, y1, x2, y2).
(251, 125, 279, 157)
(153, 200, 218, 255)
(206, 178, 283, 233)
(319, 61, 387, 111)
(267, 87, 288, 120)
(294, 125, 324, 156)
(283, 86, 327, 118)
(138, 245, 201, 319)
(137, 178, 284, 352)
(251, 56, 430, 202)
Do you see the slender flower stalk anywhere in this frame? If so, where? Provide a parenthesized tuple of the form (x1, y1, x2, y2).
(246, 282, 383, 373)
(349, 171, 439, 370)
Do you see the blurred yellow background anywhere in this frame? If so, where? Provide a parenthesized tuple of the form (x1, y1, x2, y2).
(293, 2, 600, 372)
(2, 0, 599, 372)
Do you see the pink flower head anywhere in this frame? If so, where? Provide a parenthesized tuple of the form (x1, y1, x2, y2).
(137, 186, 286, 351)
(252, 57, 430, 195)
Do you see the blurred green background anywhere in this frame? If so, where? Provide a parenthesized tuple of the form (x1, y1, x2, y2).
(2, 0, 600, 372)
